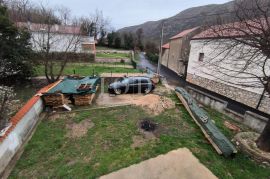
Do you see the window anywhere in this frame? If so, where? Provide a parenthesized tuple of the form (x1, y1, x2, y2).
(198, 53, 204, 62)
(133, 79, 139, 84)
(141, 79, 148, 84)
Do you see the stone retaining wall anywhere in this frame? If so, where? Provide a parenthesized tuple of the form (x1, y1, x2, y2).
(96, 50, 131, 54)
(186, 73, 270, 115)
(95, 58, 131, 63)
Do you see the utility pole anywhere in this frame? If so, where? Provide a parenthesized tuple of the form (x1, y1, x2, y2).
(157, 21, 164, 75)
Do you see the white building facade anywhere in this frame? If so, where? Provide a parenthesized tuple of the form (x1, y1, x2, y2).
(17, 22, 95, 53)
(187, 38, 270, 115)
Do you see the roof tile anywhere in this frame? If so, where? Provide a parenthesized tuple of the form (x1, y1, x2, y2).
(170, 27, 200, 40)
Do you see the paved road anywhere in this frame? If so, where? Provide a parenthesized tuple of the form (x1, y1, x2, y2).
(137, 53, 185, 87)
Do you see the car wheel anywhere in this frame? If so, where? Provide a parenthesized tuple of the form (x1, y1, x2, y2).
(144, 87, 151, 94)
(114, 88, 122, 95)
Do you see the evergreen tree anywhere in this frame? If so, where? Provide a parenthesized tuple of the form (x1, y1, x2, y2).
(114, 36, 121, 49)
(0, 4, 33, 83)
(107, 31, 116, 47)
(123, 32, 135, 50)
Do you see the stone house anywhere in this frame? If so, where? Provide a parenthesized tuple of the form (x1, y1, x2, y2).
(16, 22, 95, 53)
(187, 23, 270, 115)
(161, 27, 201, 78)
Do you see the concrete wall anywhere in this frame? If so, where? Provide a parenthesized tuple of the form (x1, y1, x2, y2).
(161, 48, 169, 67)
(0, 99, 43, 176)
(187, 86, 268, 133)
(244, 111, 268, 133)
(165, 28, 202, 76)
(187, 86, 228, 113)
(187, 39, 270, 115)
(168, 38, 182, 74)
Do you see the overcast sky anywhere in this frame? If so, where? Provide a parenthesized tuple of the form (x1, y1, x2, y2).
(33, 0, 230, 29)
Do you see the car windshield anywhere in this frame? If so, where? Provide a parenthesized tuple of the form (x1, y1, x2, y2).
(120, 78, 130, 84)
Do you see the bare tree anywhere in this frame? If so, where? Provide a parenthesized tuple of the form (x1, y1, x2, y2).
(56, 5, 71, 25)
(200, 0, 270, 152)
(5, 0, 61, 24)
(30, 4, 82, 83)
(80, 9, 110, 40)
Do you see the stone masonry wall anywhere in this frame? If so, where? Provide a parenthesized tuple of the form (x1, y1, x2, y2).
(187, 73, 270, 115)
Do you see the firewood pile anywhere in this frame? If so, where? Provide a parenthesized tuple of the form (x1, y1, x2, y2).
(74, 94, 93, 106)
(74, 86, 99, 106)
(43, 93, 70, 106)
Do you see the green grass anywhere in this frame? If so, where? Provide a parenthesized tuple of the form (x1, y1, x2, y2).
(34, 63, 141, 76)
(9, 94, 270, 178)
(96, 53, 130, 59)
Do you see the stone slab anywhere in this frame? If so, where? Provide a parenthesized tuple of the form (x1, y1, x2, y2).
(100, 148, 217, 179)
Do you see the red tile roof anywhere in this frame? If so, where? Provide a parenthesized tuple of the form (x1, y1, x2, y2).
(170, 27, 200, 40)
(0, 81, 62, 143)
(162, 43, 170, 49)
(193, 18, 269, 40)
(16, 22, 82, 35)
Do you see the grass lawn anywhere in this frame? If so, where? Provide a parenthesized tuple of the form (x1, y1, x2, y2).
(9, 93, 270, 178)
(34, 63, 141, 76)
(96, 53, 130, 59)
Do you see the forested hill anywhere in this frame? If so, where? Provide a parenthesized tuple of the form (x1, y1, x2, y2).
(117, 0, 267, 43)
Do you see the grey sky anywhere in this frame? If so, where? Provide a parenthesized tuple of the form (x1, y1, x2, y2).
(34, 0, 230, 29)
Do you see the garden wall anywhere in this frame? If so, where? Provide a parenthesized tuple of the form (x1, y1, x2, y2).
(0, 99, 43, 176)
(187, 86, 268, 133)
(0, 82, 60, 178)
(95, 58, 130, 63)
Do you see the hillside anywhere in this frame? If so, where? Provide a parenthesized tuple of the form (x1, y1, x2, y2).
(117, 0, 262, 44)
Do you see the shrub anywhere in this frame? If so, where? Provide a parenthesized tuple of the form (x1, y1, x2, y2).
(34, 52, 95, 63)
(0, 86, 15, 130)
(120, 59, 125, 63)
(146, 53, 159, 63)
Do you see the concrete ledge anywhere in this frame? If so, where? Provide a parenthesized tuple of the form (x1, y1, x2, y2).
(0, 99, 43, 177)
(244, 111, 268, 133)
(186, 86, 268, 133)
(187, 86, 228, 112)
(224, 108, 245, 123)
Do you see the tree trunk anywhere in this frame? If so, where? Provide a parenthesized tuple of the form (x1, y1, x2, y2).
(256, 119, 270, 152)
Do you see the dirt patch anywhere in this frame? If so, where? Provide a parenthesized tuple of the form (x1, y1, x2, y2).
(153, 85, 173, 96)
(96, 93, 175, 115)
(132, 120, 158, 149)
(133, 94, 175, 115)
(48, 113, 75, 122)
(66, 119, 94, 138)
(131, 131, 157, 149)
